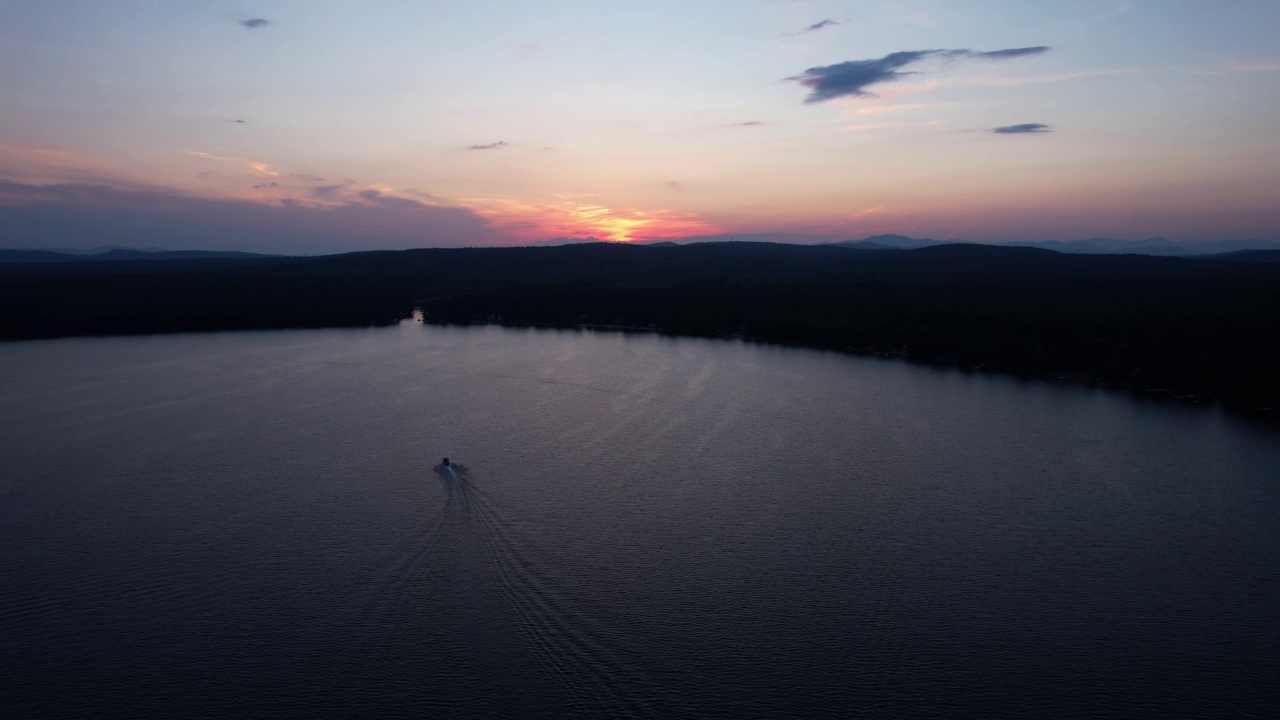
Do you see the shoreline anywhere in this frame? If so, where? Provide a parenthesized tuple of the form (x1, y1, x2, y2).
(419, 317, 1277, 423)
(3, 314, 1273, 423)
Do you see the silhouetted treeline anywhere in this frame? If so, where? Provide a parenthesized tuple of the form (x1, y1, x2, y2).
(2, 242, 1277, 412)
(0, 256, 405, 337)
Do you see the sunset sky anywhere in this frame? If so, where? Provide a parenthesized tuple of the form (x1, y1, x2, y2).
(2, 1, 1278, 253)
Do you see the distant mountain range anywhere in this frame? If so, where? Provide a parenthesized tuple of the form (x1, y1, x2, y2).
(0, 247, 279, 264)
(6, 237, 1279, 264)
(828, 234, 1280, 257)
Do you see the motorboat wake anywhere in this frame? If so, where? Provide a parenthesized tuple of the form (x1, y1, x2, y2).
(436, 456, 470, 476)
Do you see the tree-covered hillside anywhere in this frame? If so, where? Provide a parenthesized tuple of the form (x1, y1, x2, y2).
(3, 242, 1277, 413)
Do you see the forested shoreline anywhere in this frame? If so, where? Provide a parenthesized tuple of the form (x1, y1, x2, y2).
(3, 242, 1277, 415)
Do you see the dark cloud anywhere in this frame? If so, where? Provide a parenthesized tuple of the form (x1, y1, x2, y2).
(993, 123, 1051, 134)
(725, 121, 765, 127)
(289, 174, 326, 182)
(644, 232, 820, 245)
(788, 50, 933, 103)
(528, 236, 603, 246)
(240, 19, 269, 29)
(468, 141, 508, 150)
(976, 47, 1051, 60)
(788, 46, 1050, 103)
(0, 180, 497, 253)
(787, 19, 839, 35)
(358, 189, 426, 210)
(253, 182, 280, 189)
(403, 189, 441, 202)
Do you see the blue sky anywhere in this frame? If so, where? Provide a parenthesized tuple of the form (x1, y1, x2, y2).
(2, 0, 1278, 252)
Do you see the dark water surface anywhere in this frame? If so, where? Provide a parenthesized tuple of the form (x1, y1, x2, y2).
(3, 323, 1278, 718)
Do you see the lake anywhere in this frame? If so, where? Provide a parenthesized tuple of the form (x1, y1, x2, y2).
(2, 322, 1277, 718)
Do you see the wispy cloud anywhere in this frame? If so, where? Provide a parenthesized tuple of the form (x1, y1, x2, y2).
(841, 121, 908, 133)
(1189, 62, 1280, 76)
(843, 102, 948, 118)
(788, 47, 1050, 103)
(841, 119, 943, 133)
(0, 180, 498, 252)
(881, 3, 937, 27)
(725, 121, 766, 127)
(0, 144, 138, 188)
(977, 47, 1053, 60)
(188, 150, 279, 178)
(239, 19, 269, 29)
(468, 141, 508, 151)
(964, 68, 1144, 87)
(993, 123, 1051, 134)
(1096, 2, 1133, 21)
(785, 19, 839, 36)
(854, 68, 1143, 103)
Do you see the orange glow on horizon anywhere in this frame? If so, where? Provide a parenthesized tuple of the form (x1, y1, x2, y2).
(467, 195, 723, 243)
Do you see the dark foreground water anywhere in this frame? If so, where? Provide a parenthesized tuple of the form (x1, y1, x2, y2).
(2, 323, 1277, 718)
